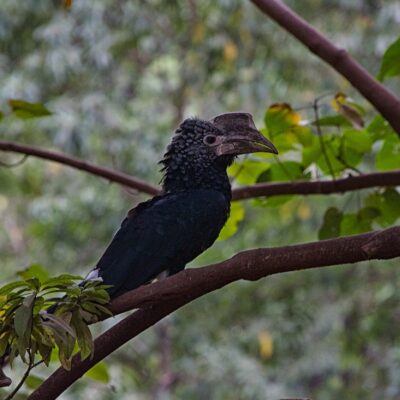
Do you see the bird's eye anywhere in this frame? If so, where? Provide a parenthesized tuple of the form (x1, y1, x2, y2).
(203, 135, 217, 145)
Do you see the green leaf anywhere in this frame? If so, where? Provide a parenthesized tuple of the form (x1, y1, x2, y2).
(81, 302, 112, 319)
(42, 313, 76, 338)
(381, 188, 400, 224)
(366, 188, 400, 226)
(89, 303, 113, 317)
(0, 281, 30, 296)
(84, 362, 110, 383)
(41, 274, 83, 289)
(228, 161, 270, 185)
(9, 99, 52, 119)
(376, 135, 400, 171)
(17, 264, 49, 283)
(0, 332, 11, 357)
(259, 161, 307, 182)
(338, 129, 372, 169)
(367, 116, 395, 142)
(218, 202, 245, 241)
(81, 292, 110, 306)
(54, 331, 75, 370)
(64, 287, 82, 297)
(358, 207, 380, 221)
(314, 115, 351, 128)
(340, 208, 379, 236)
(14, 293, 35, 343)
(264, 103, 302, 136)
(302, 136, 320, 167)
(343, 129, 372, 153)
(25, 278, 41, 292)
(25, 374, 44, 389)
(304, 134, 345, 174)
(254, 195, 296, 208)
(264, 104, 312, 151)
(315, 135, 346, 175)
(378, 37, 400, 81)
(71, 311, 93, 361)
(340, 214, 366, 236)
(32, 325, 53, 348)
(318, 207, 343, 239)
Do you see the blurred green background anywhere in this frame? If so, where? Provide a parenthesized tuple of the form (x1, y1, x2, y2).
(1, 0, 400, 398)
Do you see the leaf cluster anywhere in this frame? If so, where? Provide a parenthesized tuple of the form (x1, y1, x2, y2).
(220, 93, 400, 241)
(0, 265, 111, 371)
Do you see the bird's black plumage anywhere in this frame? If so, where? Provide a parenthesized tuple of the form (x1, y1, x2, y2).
(86, 113, 278, 298)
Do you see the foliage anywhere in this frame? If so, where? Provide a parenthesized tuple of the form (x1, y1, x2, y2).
(0, 1, 400, 399)
(378, 37, 400, 81)
(221, 95, 400, 241)
(0, 266, 111, 371)
(7, 100, 52, 120)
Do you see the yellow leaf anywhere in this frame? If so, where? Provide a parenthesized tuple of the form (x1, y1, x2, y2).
(64, 0, 73, 9)
(297, 202, 311, 220)
(218, 202, 244, 241)
(192, 23, 206, 44)
(224, 40, 238, 63)
(268, 103, 292, 114)
(331, 92, 346, 112)
(267, 103, 302, 126)
(258, 330, 273, 360)
(331, 93, 364, 129)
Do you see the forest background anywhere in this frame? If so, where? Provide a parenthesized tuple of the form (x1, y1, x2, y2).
(1, 0, 400, 399)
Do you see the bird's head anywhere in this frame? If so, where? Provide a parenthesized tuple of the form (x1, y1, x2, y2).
(161, 112, 277, 193)
(207, 112, 278, 157)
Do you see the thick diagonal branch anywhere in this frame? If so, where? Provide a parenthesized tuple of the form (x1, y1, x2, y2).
(29, 226, 400, 400)
(250, 0, 400, 136)
(2, 140, 399, 201)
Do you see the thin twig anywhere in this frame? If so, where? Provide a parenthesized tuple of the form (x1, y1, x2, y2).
(335, 134, 362, 175)
(313, 97, 336, 179)
(2, 140, 399, 201)
(4, 350, 35, 400)
(0, 154, 28, 168)
(0, 140, 159, 196)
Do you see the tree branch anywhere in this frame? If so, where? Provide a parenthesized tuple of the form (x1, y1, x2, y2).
(29, 226, 400, 400)
(2, 140, 399, 202)
(231, 170, 400, 200)
(0, 141, 159, 196)
(250, 0, 400, 136)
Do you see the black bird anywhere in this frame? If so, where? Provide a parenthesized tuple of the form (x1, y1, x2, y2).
(85, 112, 278, 298)
(30, 114, 277, 311)
(0, 113, 277, 386)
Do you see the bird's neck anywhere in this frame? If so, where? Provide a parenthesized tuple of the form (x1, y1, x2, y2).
(161, 156, 232, 200)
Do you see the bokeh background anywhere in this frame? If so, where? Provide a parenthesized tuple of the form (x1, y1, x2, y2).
(1, 1, 400, 398)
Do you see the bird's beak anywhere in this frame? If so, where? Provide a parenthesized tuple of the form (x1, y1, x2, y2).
(215, 128, 278, 156)
(209, 112, 278, 156)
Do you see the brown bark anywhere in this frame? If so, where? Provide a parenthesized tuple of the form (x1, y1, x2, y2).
(250, 0, 400, 136)
(0, 140, 159, 196)
(232, 171, 400, 200)
(29, 226, 400, 400)
(2, 140, 399, 201)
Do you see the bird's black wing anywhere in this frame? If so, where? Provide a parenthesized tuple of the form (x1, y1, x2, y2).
(90, 189, 229, 297)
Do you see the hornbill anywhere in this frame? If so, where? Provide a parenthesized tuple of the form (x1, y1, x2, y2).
(0, 113, 277, 387)
(86, 112, 278, 297)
